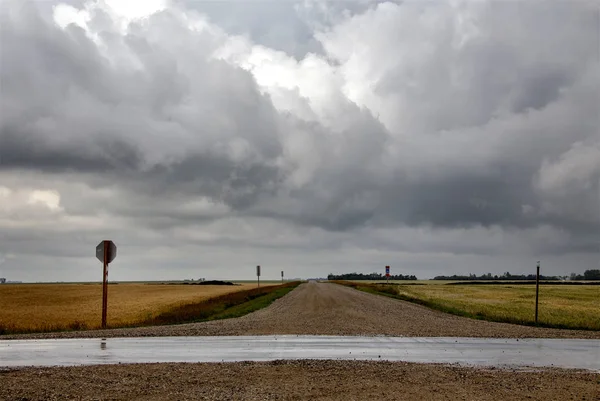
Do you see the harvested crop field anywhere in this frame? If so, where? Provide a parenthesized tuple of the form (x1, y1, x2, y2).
(5, 282, 599, 340)
(1, 360, 598, 401)
(340, 281, 600, 330)
(0, 282, 271, 333)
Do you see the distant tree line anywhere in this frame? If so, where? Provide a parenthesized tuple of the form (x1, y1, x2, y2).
(327, 272, 417, 281)
(433, 270, 600, 281)
(433, 272, 559, 281)
(569, 270, 600, 281)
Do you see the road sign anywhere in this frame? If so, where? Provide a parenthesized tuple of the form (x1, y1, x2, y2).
(385, 266, 390, 277)
(96, 241, 117, 264)
(257, 265, 261, 277)
(96, 240, 117, 329)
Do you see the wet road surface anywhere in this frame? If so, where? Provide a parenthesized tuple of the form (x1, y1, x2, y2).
(2, 335, 599, 371)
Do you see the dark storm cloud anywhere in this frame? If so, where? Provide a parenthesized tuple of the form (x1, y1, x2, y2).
(384, 175, 531, 229)
(1, 0, 288, 211)
(2, 0, 598, 233)
(0, 125, 142, 173)
(0, 5, 113, 108)
(139, 153, 284, 210)
(510, 70, 570, 114)
(0, 0, 598, 282)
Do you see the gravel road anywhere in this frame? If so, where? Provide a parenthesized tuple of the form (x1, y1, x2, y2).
(3, 282, 598, 340)
(1, 360, 598, 401)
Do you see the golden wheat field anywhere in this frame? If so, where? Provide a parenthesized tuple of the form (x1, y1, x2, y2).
(0, 283, 266, 333)
(394, 283, 600, 330)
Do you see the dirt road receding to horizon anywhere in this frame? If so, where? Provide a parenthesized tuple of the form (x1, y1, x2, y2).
(5, 282, 599, 340)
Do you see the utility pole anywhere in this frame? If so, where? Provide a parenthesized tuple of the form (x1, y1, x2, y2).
(535, 261, 540, 324)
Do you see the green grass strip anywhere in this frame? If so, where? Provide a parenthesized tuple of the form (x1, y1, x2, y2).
(138, 281, 301, 327)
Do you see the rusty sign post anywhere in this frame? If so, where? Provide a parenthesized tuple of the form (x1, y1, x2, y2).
(281, 270, 284, 283)
(257, 265, 261, 288)
(96, 240, 117, 329)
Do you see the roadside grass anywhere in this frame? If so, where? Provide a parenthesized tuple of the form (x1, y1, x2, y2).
(0, 282, 298, 335)
(136, 281, 301, 326)
(333, 280, 600, 331)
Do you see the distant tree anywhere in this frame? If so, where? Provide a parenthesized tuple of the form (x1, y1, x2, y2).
(570, 272, 585, 280)
(327, 272, 417, 281)
(583, 269, 600, 280)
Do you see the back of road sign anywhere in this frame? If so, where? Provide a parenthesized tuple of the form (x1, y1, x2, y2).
(96, 240, 117, 264)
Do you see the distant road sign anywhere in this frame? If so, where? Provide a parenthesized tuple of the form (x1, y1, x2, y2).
(385, 266, 390, 277)
(96, 241, 117, 264)
(257, 265, 261, 277)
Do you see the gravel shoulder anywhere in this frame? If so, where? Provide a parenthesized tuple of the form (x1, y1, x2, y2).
(3, 282, 599, 339)
(1, 360, 598, 401)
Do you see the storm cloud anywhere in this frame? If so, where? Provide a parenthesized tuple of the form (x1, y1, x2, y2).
(0, 0, 598, 281)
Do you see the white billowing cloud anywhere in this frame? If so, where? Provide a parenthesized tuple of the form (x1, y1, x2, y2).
(1, 186, 62, 214)
(27, 190, 62, 211)
(0, 0, 598, 280)
(53, 0, 170, 31)
(53, 3, 88, 29)
(103, 0, 168, 21)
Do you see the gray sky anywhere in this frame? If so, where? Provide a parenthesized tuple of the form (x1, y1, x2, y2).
(0, 0, 598, 282)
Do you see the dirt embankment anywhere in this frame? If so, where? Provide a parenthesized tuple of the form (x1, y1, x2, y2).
(4, 282, 599, 340)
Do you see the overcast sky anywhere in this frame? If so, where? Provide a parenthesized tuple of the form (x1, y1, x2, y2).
(0, 0, 598, 282)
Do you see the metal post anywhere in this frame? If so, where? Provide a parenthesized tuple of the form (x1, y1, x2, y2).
(535, 261, 540, 324)
(102, 241, 108, 329)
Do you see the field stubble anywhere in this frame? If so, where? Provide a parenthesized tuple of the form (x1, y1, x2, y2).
(0, 282, 278, 334)
(339, 281, 600, 331)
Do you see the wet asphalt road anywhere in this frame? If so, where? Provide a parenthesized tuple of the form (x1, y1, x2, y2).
(2, 335, 599, 371)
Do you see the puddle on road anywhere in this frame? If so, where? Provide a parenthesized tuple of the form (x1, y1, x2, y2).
(1, 336, 598, 371)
